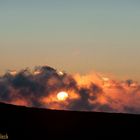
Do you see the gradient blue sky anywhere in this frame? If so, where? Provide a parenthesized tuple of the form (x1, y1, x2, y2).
(0, 0, 140, 80)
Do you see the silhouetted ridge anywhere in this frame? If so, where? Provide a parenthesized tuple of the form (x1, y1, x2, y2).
(0, 102, 140, 139)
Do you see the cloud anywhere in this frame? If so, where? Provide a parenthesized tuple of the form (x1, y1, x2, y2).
(0, 65, 140, 114)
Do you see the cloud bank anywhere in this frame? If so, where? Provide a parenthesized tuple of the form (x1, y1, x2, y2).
(0, 65, 140, 114)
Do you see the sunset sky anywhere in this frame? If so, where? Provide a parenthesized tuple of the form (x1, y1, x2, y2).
(0, 0, 140, 81)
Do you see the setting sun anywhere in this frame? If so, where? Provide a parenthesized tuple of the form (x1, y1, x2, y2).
(57, 91, 68, 101)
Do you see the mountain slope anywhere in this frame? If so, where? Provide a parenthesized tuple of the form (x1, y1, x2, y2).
(0, 102, 140, 139)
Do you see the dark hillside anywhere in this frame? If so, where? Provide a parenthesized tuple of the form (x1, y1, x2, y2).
(0, 103, 139, 139)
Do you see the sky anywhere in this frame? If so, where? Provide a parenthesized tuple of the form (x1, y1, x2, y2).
(0, 0, 140, 81)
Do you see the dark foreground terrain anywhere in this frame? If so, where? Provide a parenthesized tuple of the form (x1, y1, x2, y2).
(0, 102, 140, 139)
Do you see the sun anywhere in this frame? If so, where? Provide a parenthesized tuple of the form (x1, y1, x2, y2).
(57, 91, 68, 101)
